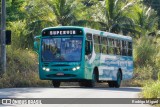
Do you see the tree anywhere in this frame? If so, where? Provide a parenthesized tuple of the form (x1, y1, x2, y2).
(72, 0, 103, 29)
(23, 0, 57, 35)
(7, 0, 57, 49)
(19, 0, 58, 49)
(97, 0, 136, 34)
(130, 3, 159, 38)
(6, 0, 25, 22)
(46, 0, 78, 26)
(143, 0, 160, 29)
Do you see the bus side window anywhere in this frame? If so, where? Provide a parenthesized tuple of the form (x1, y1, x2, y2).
(86, 33, 93, 56)
(85, 40, 92, 55)
(101, 37, 107, 54)
(128, 42, 132, 56)
(114, 39, 118, 55)
(122, 41, 128, 56)
(93, 35, 101, 53)
(120, 40, 123, 55)
(125, 41, 128, 56)
(108, 38, 114, 54)
(86, 33, 92, 40)
(122, 40, 126, 56)
(117, 40, 121, 55)
(108, 38, 111, 54)
(98, 36, 101, 53)
(106, 38, 109, 54)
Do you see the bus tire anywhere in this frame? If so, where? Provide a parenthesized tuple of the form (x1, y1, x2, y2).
(52, 81, 61, 88)
(79, 82, 86, 87)
(108, 81, 115, 88)
(108, 71, 122, 88)
(114, 71, 122, 88)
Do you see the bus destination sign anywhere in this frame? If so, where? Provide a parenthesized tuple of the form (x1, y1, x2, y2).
(42, 29, 83, 36)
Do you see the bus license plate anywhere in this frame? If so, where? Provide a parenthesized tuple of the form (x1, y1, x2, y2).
(56, 73, 64, 76)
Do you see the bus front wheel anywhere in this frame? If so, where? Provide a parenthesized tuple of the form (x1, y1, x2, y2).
(79, 82, 86, 87)
(52, 81, 61, 88)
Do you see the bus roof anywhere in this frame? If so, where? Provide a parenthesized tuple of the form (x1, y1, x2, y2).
(42, 26, 132, 41)
(83, 27, 132, 41)
(42, 26, 84, 31)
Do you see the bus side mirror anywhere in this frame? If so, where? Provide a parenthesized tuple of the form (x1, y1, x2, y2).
(6, 30, 11, 45)
(34, 41, 39, 53)
(34, 36, 41, 54)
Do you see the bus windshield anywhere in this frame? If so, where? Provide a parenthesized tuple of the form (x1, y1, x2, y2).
(42, 37, 82, 62)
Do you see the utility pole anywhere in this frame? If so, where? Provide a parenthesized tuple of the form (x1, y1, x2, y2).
(0, 0, 6, 75)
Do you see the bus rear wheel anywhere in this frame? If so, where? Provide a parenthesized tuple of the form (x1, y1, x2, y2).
(52, 81, 61, 88)
(108, 81, 115, 88)
(108, 71, 122, 88)
(114, 71, 122, 88)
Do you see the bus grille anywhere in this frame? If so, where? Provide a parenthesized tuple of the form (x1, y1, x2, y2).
(51, 64, 70, 66)
(51, 68, 72, 72)
(46, 74, 76, 77)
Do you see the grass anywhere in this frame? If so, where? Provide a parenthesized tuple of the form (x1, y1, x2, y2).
(0, 47, 51, 88)
(141, 80, 160, 107)
(134, 37, 160, 107)
(0, 71, 52, 88)
(142, 80, 160, 98)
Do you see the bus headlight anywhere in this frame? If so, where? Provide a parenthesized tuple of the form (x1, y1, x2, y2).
(46, 68, 50, 72)
(43, 67, 50, 72)
(72, 68, 76, 71)
(43, 67, 46, 70)
(76, 66, 80, 70)
(72, 66, 80, 71)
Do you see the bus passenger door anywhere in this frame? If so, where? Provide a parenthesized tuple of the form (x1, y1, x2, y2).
(85, 33, 94, 79)
(85, 40, 92, 60)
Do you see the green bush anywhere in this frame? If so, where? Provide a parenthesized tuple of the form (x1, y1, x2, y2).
(134, 37, 157, 67)
(158, 72, 160, 81)
(142, 80, 160, 98)
(0, 47, 51, 88)
(7, 20, 34, 49)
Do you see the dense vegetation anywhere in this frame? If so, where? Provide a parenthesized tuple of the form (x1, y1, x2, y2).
(0, 0, 160, 104)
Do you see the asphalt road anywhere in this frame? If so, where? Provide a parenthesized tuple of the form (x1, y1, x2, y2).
(0, 86, 152, 107)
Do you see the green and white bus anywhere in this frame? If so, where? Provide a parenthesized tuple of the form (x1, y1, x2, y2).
(34, 26, 133, 88)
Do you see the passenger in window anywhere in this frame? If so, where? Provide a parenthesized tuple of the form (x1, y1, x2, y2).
(74, 44, 82, 53)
